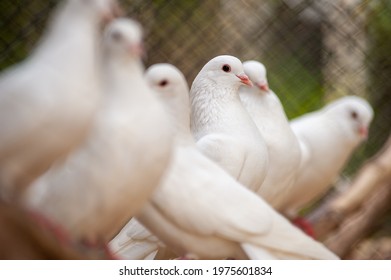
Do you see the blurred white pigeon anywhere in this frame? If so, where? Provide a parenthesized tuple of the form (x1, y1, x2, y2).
(112, 63, 338, 260)
(239, 60, 301, 210)
(285, 96, 374, 218)
(0, 0, 121, 201)
(24, 18, 173, 244)
(190, 55, 268, 192)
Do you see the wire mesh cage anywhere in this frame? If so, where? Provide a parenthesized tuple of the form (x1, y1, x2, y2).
(0, 0, 391, 259)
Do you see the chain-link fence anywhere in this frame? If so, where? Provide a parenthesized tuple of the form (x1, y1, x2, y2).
(1, 0, 391, 259)
(2, 0, 391, 173)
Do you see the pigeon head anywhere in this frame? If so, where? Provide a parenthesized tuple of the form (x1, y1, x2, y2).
(145, 63, 190, 132)
(145, 63, 189, 101)
(196, 55, 253, 89)
(103, 18, 143, 58)
(243, 60, 269, 92)
(325, 96, 374, 142)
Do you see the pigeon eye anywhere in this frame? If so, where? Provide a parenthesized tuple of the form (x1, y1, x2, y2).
(111, 31, 122, 42)
(222, 64, 231, 73)
(159, 79, 168, 87)
(350, 110, 358, 120)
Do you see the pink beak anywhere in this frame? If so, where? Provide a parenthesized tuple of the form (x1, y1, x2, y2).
(359, 126, 368, 139)
(236, 74, 253, 87)
(129, 43, 145, 58)
(256, 82, 269, 92)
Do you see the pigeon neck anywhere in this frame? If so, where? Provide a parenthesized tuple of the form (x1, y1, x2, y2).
(102, 56, 144, 98)
(240, 85, 273, 102)
(240, 86, 265, 105)
(240, 87, 285, 120)
(164, 93, 194, 145)
(190, 77, 242, 132)
(103, 50, 143, 70)
(52, 1, 100, 29)
(197, 77, 242, 99)
(176, 125, 194, 146)
(31, 1, 99, 65)
(328, 114, 363, 146)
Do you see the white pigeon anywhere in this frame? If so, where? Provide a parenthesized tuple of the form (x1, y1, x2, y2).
(284, 96, 374, 217)
(190, 55, 269, 192)
(24, 18, 173, 244)
(112, 63, 339, 260)
(0, 0, 121, 201)
(239, 60, 301, 211)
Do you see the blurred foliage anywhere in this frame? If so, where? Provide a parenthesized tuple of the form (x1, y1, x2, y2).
(0, 1, 57, 69)
(344, 0, 391, 175)
(261, 3, 324, 119)
(365, 0, 391, 161)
